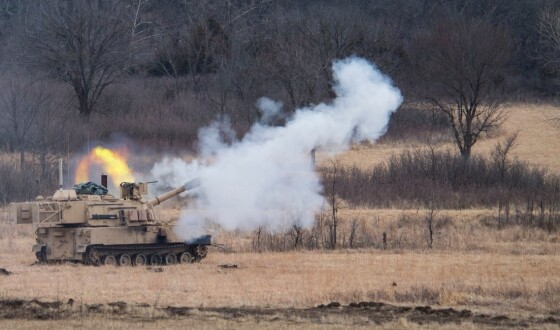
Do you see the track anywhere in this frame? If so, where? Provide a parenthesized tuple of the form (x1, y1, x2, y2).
(83, 243, 208, 266)
(32, 243, 208, 266)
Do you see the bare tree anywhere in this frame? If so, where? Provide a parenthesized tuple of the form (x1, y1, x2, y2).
(262, 29, 320, 108)
(324, 160, 342, 249)
(537, 4, 560, 106)
(492, 132, 518, 227)
(252, 225, 266, 252)
(411, 17, 512, 159)
(0, 77, 70, 201)
(289, 223, 304, 249)
(537, 5, 560, 75)
(124, 0, 157, 72)
(0, 78, 42, 169)
(425, 143, 440, 248)
(312, 212, 327, 250)
(0, 159, 16, 204)
(29, 84, 75, 178)
(149, 0, 270, 89)
(348, 218, 359, 249)
(257, 5, 369, 108)
(151, 16, 229, 84)
(26, 0, 129, 116)
(425, 203, 437, 249)
(298, 4, 368, 95)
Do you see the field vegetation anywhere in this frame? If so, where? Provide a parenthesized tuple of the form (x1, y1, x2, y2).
(0, 0, 559, 201)
(0, 0, 560, 328)
(0, 217, 560, 328)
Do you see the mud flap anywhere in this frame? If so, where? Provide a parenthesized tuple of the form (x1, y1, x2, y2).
(76, 245, 87, 253)
(32, 244, 46, 253)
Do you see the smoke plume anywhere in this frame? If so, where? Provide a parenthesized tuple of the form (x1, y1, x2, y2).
(151, 57, 402, 239)
(256, 97, 284, 124)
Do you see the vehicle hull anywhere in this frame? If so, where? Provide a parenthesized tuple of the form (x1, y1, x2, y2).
(33, 225, 211, 265)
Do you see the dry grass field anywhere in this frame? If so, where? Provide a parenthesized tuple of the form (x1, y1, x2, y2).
(2, 243, 560, 314)
(1, 240, 560, 328)
(1, 103, 560, 328)
(1, 215, 560, 328)
(318, 103, 560, 173)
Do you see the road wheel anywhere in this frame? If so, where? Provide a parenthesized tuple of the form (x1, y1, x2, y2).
(165, 253, 177, 265)
(179, 252, 193, 264)
(196, 245, 207, 259)
(103, 255, 117, 266)
(119, 254, 132, 266)
(150, 254, 162, 265)
(134, 254, 147, 266)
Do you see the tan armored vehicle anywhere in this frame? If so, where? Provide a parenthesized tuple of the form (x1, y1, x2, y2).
(9, 176, 210, 266)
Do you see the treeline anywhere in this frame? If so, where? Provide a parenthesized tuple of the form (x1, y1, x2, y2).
(0, 1, 557, 125)
(0, 0, 557, 143)
(0, 0, 560, 202)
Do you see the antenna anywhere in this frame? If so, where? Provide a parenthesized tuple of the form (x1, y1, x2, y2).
(67, 132, 70, 187)
(59, 159, 63, 190)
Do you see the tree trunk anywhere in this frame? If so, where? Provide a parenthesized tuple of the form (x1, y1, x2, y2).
(19, 148, 25, 170)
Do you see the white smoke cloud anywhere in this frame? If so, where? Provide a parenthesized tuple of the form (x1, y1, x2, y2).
(257, 97, 284, 124)
(150, 57, 402, 239)
(150, 157, 201, 190)
(198, 118, 236, 158)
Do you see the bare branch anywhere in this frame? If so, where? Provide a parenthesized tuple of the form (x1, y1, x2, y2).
(25, 0, 129, 116)
(411, 17, 512, 159)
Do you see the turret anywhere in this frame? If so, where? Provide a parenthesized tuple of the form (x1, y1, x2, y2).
(10, 178, 201, 226)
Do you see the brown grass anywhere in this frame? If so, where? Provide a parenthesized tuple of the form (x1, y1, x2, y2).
(3, 206, 559, 319)
(213, 207, 560, 254)
(318, 103, 560, 172)
(337, 208, 560, 253)
(1, 227, 559, 318)
(2, 247, 560, 317)
(476, 104, 560, 172)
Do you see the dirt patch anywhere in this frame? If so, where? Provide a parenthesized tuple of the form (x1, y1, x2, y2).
(0, 299, 69, 320)
(0, 298, 557, 327)
(218, 264, 238, 269)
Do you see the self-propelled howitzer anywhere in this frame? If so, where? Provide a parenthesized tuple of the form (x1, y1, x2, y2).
(9, 178, 210, 266)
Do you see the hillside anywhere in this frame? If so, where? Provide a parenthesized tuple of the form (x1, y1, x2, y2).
(318, 103, 560, 173)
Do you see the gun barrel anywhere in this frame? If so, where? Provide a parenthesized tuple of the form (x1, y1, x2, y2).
(147, 178, 200, 206)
